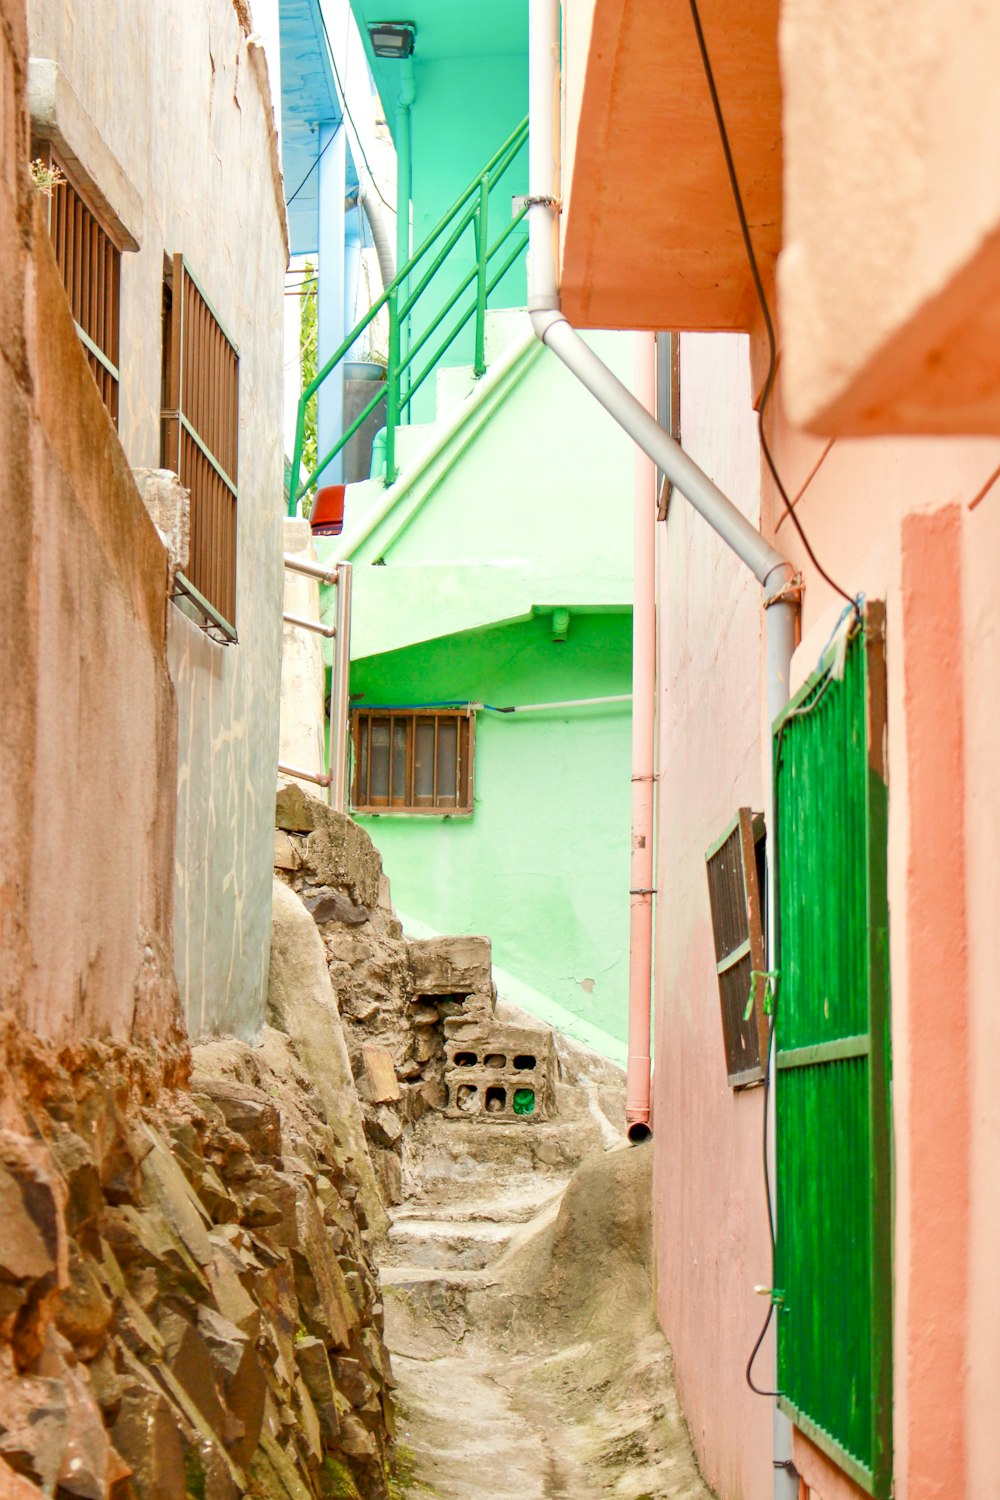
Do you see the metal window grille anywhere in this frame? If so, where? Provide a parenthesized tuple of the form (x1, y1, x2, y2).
(774, 604, 892, 1497)
(705, 808, 768, 1087)
(351, 709, 475, 815)
(161, 255, 239, 636)
(42, 150, 121, 426)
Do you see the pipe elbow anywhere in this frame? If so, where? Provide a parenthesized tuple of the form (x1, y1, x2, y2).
(528, 304, 564, 344)
(398, 59, 416, 110)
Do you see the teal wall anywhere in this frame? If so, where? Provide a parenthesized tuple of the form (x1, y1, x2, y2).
(349, 0, 529, 418)
(351, 612, 632, 1052)
(408, 54, 527, 395)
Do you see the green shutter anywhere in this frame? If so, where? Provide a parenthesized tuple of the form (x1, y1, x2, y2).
(773, 604, 892, 1497)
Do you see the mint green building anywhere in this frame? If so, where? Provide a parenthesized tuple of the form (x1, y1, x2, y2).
(296, 2, 637, 1060)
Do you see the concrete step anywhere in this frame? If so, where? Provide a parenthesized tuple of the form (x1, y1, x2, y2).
(406, 1115, 605, 1181)
(391, 1176, 568, 1228)
(385, 1217, 515, 1271)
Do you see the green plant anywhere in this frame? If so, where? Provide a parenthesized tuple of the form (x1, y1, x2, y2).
(28, 157, 66, 197)
(299, 259, 318, 487)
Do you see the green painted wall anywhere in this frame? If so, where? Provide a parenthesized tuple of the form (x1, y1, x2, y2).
(317, 329, 637, 1058)
(351, 612, 632, 1052)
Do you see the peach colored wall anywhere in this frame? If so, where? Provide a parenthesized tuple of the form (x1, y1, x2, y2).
(653, 332, 773, 1500)
(0, 125, 178, 1044)
(778, 0, 1000, 433)
(656, 315, 1000, 1500)
(761, 372, 1000, 1500)
(961, 488, 1000, 1500)
(560, 0, 595, 257)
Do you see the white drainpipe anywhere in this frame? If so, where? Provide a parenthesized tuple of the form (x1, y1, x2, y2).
(526, 0, 798, 1494)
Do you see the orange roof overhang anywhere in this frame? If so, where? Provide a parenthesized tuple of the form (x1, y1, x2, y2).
(560, 0, 782, 334)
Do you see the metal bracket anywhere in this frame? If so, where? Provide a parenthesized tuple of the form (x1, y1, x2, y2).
(629, 887, 657, 896)
(522, 193, 562, 211)
(764, 571, 804, 609)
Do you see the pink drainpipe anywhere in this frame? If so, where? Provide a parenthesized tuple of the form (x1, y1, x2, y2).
(627, 333, 657, 1141)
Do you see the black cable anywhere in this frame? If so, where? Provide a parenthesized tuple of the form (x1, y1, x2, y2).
(686, 0, 858, 615)
(316, 3, 395, 213)
(743, 651, 849, 1400)
(287, 130, 338, 208)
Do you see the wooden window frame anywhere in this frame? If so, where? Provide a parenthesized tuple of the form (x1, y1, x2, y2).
(161, 254, 240, 642)
(705, 807, 768, 1088)
(39, 145, 121, 427)
(351, 708, 475, 816)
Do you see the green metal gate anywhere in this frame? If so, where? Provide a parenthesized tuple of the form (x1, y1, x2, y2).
(773, 604, 892, 1496)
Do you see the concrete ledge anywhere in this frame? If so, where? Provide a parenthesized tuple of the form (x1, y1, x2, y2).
(29, 58, 142, 250)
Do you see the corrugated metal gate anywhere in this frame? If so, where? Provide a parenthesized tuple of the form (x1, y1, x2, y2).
(773, 604, 892, 1497)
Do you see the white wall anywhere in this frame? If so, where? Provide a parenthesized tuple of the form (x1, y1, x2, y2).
(29, 0, 288, 1038)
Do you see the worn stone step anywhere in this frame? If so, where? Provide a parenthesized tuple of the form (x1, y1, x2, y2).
(391, 1176, 569, 1228)
(385, 1216, 516, 1271)
(380, 1263, 490, 1346)
(405, 1115, 604, 1182)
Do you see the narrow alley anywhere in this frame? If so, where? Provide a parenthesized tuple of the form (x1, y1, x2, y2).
(381, 1048, 708, 1500)
(1, 1, 997, 1500)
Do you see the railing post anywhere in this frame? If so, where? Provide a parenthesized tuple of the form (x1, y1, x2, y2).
(289, 403, 305, 517)
(328, 562, 353, 811)
(473, 174, 489, 377)
(386, 289, 400, 485)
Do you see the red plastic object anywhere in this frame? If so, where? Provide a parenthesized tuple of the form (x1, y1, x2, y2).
(311, 484, 346, 536)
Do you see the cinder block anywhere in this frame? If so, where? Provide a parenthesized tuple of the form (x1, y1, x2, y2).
(443, 1022, 556, 1124)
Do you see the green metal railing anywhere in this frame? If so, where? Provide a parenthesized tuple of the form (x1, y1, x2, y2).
(288, 116, 529, 514)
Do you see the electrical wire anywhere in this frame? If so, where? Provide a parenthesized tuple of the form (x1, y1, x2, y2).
(686, 0, 858, 615)
(285, 8, 395, 213)
(743, 635, 853, 1400)
(287, 129, 336, 207)
(316, 1, 395, 213)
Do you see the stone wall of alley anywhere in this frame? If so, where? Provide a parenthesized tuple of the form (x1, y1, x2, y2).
(0, 788, 414, 1499)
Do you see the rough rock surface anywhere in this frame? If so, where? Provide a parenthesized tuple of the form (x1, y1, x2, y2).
(0, 1002, 397, 1499)
(275, 789, 557, 1208)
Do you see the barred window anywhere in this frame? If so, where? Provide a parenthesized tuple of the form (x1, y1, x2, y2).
(705, 807, 768, 1087)
(42, 149, 121, 426)
(161, 255, 239, 640)
(352, 709, 475, 815)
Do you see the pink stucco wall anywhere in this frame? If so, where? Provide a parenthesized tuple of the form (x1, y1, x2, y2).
(653, 332, 773, 1500)
(656, 320, 1000, 1499)
(763, 381, 1000, 1500)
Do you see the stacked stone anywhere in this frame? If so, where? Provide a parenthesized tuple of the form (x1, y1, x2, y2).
(274, 785, 411, 1209)
(0, 1026, 396, 1500)
(274, 787, 508, 1196)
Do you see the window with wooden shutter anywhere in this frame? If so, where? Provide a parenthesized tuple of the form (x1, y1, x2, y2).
(161, 255, 239, 640)
(352, 709, 475, 815)
(705, 808, 768, 1087)
(41, 149, 121, 426)
(774, 604, 891, 1497)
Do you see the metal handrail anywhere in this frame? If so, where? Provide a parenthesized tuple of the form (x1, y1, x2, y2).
(288, 116, 529, 511)
(279, 555, 353, 811)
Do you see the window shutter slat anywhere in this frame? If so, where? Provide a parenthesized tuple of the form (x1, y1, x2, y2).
(705, 808, 767, 1086)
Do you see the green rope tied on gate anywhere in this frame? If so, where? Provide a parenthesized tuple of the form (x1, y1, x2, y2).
(744, 970, 779, 1022)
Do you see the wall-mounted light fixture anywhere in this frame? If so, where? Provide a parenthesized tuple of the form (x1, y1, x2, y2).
(367, 22, 416, 58)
